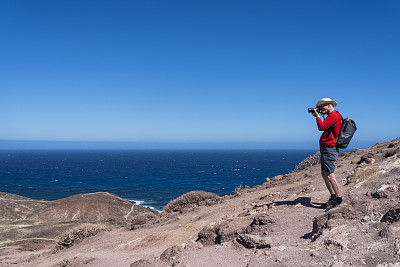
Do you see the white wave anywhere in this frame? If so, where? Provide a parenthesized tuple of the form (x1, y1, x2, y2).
(125, 199, 161, 212)
(126, 199, 144, 205)
(142, 205, 162, 212)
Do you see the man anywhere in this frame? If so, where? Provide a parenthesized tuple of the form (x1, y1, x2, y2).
(312, 98, 342, 210)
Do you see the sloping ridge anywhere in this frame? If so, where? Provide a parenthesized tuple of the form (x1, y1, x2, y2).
(0, 192, 156, 250)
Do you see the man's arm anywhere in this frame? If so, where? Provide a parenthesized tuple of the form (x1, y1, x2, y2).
(316, 112, 337, 131)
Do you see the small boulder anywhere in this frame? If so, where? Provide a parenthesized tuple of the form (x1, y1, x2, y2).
(160, 245, 183, 262)
(250, 214, 276, 227)
(358, 153, 375, 164)
(216, 224, 237, 244)
(373, 184, 398, 199)
(379, 227, 391, 239)
(388, 143, 396, 148)
(197, 225, 218, 245)
(197, 221, 242, 245)
(247, 214, 276, 234)
(323, 239, 344, 250)
(130, 259, 153, 267)
(384, 148, 399, 158)
(381, 206, 400, 223)
(237, 234, 271, 249)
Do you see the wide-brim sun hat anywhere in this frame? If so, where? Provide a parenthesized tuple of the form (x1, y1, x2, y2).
(316, 98, 337, 107)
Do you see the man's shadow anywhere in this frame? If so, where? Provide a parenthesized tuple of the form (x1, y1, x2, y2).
(256, 197, 326, 210)
(255, 197, 325, 240)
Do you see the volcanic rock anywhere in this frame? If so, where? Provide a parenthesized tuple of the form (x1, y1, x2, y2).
(237, 234, 272, 249)
(130, 259, 153, 267)
(381, 205, 400, 223)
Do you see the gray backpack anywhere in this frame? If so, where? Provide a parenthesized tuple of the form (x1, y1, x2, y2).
(332, 115, 357, 149)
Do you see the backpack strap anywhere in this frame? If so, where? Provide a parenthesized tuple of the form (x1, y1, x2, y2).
(327, 123, 336, 139)
(326, 112, 344, 140)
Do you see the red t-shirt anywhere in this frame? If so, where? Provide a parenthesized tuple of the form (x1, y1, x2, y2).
(316, 111, 342, 147)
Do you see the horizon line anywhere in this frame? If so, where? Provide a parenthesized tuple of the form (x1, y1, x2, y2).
(0, 139, 377, 150)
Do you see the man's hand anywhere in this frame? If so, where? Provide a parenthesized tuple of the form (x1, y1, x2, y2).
(312, 109, 320, 118)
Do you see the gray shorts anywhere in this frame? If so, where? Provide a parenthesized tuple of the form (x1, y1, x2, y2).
(320, 145, 339, 174)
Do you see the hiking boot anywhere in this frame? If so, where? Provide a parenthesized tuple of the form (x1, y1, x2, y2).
(325, 197, 343, 211)
(323, 195, 336, 209)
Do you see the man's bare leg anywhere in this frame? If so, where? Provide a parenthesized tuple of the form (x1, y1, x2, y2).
(321, 171, 335, 195)
(322, 170, 342, 198)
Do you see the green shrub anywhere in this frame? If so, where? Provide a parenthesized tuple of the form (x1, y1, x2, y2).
(294, 152, 321, 172)
(163, 190, 220, 212)
(54, 224, 103, 252)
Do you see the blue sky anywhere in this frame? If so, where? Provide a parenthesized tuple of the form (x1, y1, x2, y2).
(1, 0, 399, 149)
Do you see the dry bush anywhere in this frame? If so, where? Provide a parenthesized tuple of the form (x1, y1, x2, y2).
(54, 223, 104, 252)
(130, 212, 158, 230)
(57, 259, 71, 267)
(163, 191, 220, 213)
(234, 184, 243, 193)
(294, 152, 321, 172)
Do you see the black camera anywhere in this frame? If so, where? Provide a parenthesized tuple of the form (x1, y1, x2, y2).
(308, 107, 320, 113)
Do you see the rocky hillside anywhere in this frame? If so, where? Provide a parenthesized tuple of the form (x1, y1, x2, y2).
(0, 137, 399, 267)
(0, 192, 157, 250)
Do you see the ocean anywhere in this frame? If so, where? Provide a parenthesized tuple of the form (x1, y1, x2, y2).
(0, 150, 316, 211)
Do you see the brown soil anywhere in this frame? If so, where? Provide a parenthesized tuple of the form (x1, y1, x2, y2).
(1, 137, 399, 267)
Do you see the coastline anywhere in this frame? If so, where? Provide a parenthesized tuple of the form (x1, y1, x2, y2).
(0, 149, 316, 210)
(1, 137, 399, 266)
